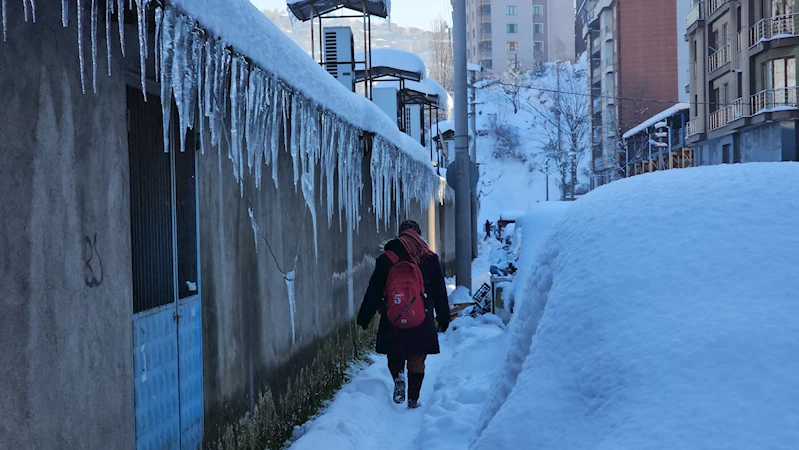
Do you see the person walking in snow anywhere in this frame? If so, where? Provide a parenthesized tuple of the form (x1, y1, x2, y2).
(484, 220, 492, 240)
(357, 219, 450, 409)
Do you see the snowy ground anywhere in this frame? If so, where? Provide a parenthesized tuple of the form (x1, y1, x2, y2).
(288, 315, 506, 450)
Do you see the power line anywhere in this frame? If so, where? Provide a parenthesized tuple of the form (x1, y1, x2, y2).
(494, 81, 764, 108)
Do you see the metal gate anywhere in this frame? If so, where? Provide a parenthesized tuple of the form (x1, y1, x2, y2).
(127, 86, 204, 450)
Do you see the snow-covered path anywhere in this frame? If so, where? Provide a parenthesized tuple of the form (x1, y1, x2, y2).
(288, 315, 506, 450)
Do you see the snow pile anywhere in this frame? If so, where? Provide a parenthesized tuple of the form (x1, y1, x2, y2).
(473, 163, 799, 449)
(448, 285, 471, 308)
(288, 315, 506, 450)
(355, 48, 426, 79)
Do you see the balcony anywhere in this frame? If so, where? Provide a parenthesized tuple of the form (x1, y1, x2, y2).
(707, 0, 729, 16)
(750, 87, 799, 115)
(708, 98, 744, 130)
(685, 1, 705, 29)
(749, 13, 798, 47)
(604, 24, 613, 41)
(592, 39, 601, 54)
(707, 44, 730, 72)
(592, 69, 601, 84)
(737, 32, 743, 51)
(687, 117, 701, 136)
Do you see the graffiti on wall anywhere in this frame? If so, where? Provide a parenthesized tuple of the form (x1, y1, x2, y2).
(84, 233, 104, 288)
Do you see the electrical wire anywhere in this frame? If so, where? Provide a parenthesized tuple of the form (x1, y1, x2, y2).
(494, 81, 769, 108)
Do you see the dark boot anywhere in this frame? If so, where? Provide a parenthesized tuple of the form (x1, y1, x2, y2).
(393, 375, 406, 404)
(407, 372, 424, 408)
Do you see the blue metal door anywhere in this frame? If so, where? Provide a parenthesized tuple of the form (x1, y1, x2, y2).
(128, 86, 203, 450)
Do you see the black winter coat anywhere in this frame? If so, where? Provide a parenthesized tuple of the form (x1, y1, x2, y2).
(357, 239, 450, 356)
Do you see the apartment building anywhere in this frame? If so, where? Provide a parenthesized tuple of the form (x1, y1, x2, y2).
(686, 0, 799, 164)
(466, 0, 576, 73)
(578, 0, 689, 187)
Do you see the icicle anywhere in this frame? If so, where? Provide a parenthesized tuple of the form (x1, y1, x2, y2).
(91, 0, 98, 93)
(30, 0, 35, 22)
(248, 207, 259, 251)
(105, 0, 112, 76)
(153, 6, 161, 82)
(301, 172, 318, 262)
(77, 0, 86, 93)
(22, 0, 28, 22)
(2, 0, 6, 42)
(135, 0, 150, 100)
(285, 271, 296, 344)
(159, 6, 175, 153)
(61, 0, 67, 27)
(117, 0, 124, 57)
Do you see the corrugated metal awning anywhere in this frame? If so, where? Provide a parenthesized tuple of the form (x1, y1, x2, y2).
(288, 0, 389, 21)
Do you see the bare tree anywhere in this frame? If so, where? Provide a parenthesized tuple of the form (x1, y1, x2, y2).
(525, 61, 590, 200)
(428, 17, 454, 93)
(492, 57, 528, 114)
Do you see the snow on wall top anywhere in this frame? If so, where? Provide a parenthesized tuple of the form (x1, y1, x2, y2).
(355, 48, 426, 79)
(622, 102, 689, 139)
(474, 162, 799, 449)
(170, 0, 428, 166)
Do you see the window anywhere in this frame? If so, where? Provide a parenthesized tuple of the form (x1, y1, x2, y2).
(534, 23, 544, 34)
(506, 23, 519, 33)
(479, 5, 490, 16)
(534, 41, 544, 58)
(479, 40, 493, 51)
(506, 5, 518, 15)
(765, 57, 796, 90)
(771, 0, 793, 16)
(473, 29, 476, 39)
(507, 41, 519, 51)
(480, 59, 493, 70)
(533, 5, 543, 15)
(480, 23, 492, 34)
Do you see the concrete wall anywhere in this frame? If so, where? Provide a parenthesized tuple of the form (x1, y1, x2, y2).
(0, 3, 457, 448)
(198, 128, 455, 434)
(0, 3, 135, 449)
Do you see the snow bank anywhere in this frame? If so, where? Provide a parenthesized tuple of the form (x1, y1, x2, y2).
(473, 163, 799, 449)
(355, 48, 425, 78)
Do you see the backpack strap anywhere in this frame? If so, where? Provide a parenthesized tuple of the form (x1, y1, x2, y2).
(384, 250, 400, 265)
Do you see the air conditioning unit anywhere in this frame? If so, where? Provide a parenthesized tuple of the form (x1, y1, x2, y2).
(324, 26, 355, 92)
(372, 87, 400, 128)
(404, 104, 422, 145)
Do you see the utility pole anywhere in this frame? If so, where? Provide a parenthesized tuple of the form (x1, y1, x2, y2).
(545, 159, 550, 201)
(469, 67, 478, 259)
(555, 62, 563, 201)
(453, 0, 472, 292)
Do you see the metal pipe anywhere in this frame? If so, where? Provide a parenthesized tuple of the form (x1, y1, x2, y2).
(453, 0, 472, 290)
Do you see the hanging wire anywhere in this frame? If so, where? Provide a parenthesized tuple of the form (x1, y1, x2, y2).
(494, 81, 764, 108)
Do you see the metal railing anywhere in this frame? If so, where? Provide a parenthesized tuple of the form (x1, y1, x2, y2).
(687, 117, 701, 136)
(709, 98, 744, 130)
(707, 0, 728, 16)
(750, 86, 799, 115)
(707, 44, 731, 72)
(686, 1, 706, 28)
(749, 13, 798, 47)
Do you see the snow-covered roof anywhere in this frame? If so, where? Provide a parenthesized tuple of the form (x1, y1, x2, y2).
(468, 63, 483, 72)
(287, 0, 390, 21)
(622, 103, 690, 139)
(500, 210, 526, 221)
(355, 49, 426, 80)
(374, 78, 452, 110)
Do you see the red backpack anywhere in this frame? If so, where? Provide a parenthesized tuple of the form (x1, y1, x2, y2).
(383, 250, 427, 328)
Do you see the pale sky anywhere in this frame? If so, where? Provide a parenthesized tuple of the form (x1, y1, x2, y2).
(249, 0, 453, 30)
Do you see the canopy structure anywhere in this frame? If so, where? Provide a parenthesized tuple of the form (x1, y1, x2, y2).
(287, 0, 391, 99)
(355, 49, 424, 83)
(374, 78, 451, 110)
(287, 0, 390, 21)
